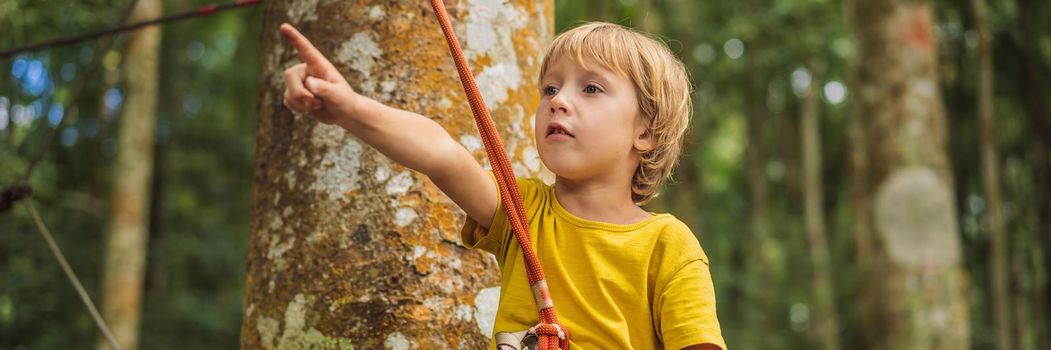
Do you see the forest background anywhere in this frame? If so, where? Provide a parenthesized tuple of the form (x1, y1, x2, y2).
(2, 0, 1050, 349)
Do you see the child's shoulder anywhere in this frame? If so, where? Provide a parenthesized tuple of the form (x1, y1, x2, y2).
(648, 215, 698, 242)
(646, 215, 710, 265)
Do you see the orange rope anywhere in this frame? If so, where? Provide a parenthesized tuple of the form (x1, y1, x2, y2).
(428, 1, 569, 349)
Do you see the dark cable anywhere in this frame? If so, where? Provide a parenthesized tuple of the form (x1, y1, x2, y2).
(0, 0, 261, 60)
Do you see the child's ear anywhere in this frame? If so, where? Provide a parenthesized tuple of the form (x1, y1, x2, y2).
(633, 128, 655, 152)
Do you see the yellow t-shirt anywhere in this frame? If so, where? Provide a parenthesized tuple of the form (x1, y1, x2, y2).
(460, 174, 726, 350)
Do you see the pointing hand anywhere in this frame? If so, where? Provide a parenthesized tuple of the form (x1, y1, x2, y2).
(279, 23, 361, 125)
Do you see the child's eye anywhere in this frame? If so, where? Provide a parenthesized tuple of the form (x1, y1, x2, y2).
(583, 84, 602, 94)
(543, 86, 559, 96)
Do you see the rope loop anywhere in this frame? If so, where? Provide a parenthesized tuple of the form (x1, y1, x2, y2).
(529, 323, 571, 350)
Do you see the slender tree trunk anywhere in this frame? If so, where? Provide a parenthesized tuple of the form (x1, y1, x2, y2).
(781, 107, 802, 205)
(973, 0, 1013, 348)
(1012, 0, 1051, 346)
(241, 1, 553, 348)
(800, 75, 841, 350)
(846, 1, 970, 348)
(97, 0, 162, 349)
(745, 77, 778, 349)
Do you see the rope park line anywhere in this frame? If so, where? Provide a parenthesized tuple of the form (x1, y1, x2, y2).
(4, 1, 568, 348)
(1, 1, 259, 349)
(0, 0, 261, 60)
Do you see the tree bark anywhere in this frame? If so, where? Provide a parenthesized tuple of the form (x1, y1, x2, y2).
(972, 0, 1013, 348)
(241, 1, 553, 348)
(846, 0, 970, 348)
(800, 75, 841, 350)
(97, 0, 162, 349)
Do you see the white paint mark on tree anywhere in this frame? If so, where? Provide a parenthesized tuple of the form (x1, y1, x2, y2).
(475, 63, 523, 109)
(310, 126, 362, 201)
(267, 236, 296, 268)
(286, 0, 319, 22)
(455, 304, 474, 322)
(269, 215, 284, 231)
(279, 293, 310, 343)
(874, 166, 960, 269)
(368, 5, 385, 20)
(462, 0, 525, 109)
(437, 97, 453, 110)
(394, 208, 418, 227)
(284, 169, 296, 190)
(256, 315, 280, 348)
(474, 286, 501, 336)
(386, 171, 414, 195)
(375, 162, 391, 181)
(460, 135, 483, 152)
(523, 146, 539, 171)
(381, 80, 396, 94)
(464, 0, 525, 60)
(384, 332, 412, 350)
(424, 296, 446, 311)
(512, 162, 529, 179)
(268, 293, 354, 348)
(337, 31, 383, 79)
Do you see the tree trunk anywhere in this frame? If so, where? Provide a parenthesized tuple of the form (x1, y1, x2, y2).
(97, 0, 162, 349)
(800, 75, 841, 350)
(846, 1, 970, 348)
(781, 105, 802, 205)
(745, 77, 778, 349)
(241, 1, 553, 348)
(1012, 0, 1051, 346)
(973, 0, 1013, 348)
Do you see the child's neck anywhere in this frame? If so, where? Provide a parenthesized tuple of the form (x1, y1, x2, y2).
(552, 176, 653, 225)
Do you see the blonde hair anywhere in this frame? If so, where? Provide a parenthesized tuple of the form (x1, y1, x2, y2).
(539, 22, 693, 204)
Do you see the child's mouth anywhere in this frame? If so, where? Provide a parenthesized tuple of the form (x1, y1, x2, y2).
(546, 123, 575, 140)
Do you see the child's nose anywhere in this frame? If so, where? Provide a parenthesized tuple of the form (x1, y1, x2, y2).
(549, 93, 570, 115)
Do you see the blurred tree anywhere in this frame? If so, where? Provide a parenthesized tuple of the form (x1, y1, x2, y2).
(97, 1, 162, 349)
(971, 0, 1012, 348)
(847, 0, 970, 348)
(240, 0, 552, 348)
(5, 0, 1050, 348)
(800, 71, 841, 350)
(745, 72, 778, 348)
(1010, 0, 1051, 346)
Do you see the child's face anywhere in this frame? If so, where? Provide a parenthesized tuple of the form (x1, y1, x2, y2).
(535, 57, 652, 182)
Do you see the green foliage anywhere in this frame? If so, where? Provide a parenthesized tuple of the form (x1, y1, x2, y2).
(2, 0, 1049, 348)
(2, 0, 261, 348)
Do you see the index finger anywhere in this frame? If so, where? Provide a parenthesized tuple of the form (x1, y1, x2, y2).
(280, 23, 336, 72)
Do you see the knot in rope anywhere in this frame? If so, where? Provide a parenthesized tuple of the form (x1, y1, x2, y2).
(530, 323, 566, 339)
(530, 323, 570, 350)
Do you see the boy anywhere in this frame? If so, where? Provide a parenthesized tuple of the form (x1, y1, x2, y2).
(280, 21, 725, 350)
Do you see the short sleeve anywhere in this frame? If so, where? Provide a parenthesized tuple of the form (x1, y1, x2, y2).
(653, 259, 726, 350)
(458, 171, 545, 264)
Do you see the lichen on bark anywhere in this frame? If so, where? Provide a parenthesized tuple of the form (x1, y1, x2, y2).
(242, 1, 554, 348)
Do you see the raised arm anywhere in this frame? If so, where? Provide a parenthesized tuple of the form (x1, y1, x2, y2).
(279, 24, 498, 229)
